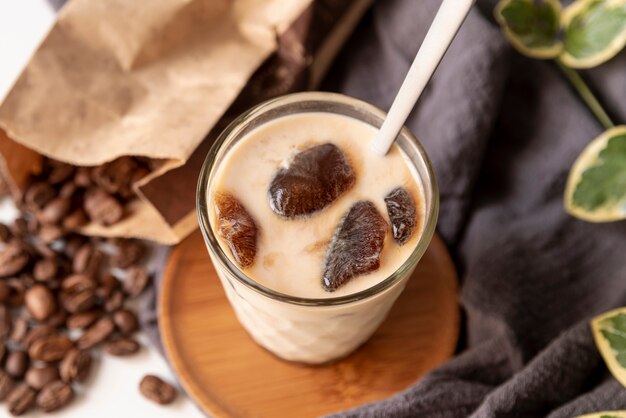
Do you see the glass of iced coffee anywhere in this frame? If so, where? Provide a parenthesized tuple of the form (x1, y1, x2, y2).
(197, 92, 438, 364)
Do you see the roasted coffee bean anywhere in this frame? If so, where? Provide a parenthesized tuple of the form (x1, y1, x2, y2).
(0, 370, 14, 401)
(84, 189, 124, 226)
(25, 367, 59, 390)
(97, 273, 120, 299)
(59, 182, 77, 199)
(24, 182, 56, 209)
(67, 310, 100, 330)
(0, 241, 29, 277)
(63, 208, 88, 230)
(9, 318, 28, 344)
(104, 337, 140, 356)
(29, 335, 73, 362)
(6, 351, 29, 378)
(6, 383, 36, 416)
(123, 266, 150, 298)
(60, 349, 91, 383)
(39, 224, 64, 243)
(104, 290, 124, 312)
(10, 218, 29, 237)
(5, 279, 25, 306)
(139, 375, 177, 405)
(112, 239, 146, 269)
(0, 304, 11, 338)
(113, 309, 139, 336)
(37, 380, 74, 412)
(64, 235, 86, 258)
(47, 162, 75, 185)
(33, 258, 58, 281)
(0, 341, 6, 364)
(74, 167, 92, 187)
(25, 285, 57, 321)
(39, 197, 71, 225)
(45, 310, 68, 328)
(0, 281, 10, 303)
(31, 239, 55, 258)
(73, 244, 103, 276)
(20, 274, 36, 288)
(62, 289, 97, 313)
(0, 223, 12, 242)
(62, 274, 97, 293)
(77, 317, 115, 350)
(23, 325, 56, 348)
(92, 157, 138, 195)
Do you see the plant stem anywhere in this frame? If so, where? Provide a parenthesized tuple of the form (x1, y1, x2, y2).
(555, 59, 614, 130)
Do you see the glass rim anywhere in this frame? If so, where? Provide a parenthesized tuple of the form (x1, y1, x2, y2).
(196, 92, 439, 307)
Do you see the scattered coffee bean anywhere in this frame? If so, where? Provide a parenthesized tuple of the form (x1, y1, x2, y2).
(25, 285, 57, 321)
(62, 274, 97, 293)
(113, 309, 139, 336)
(104, 290, 124, 312)
(9, 318, 28, 345)
(0, 370, 14, 401)
(6, 383, 36, 416)
(25, 367, 59, 391)
(67, 311, 100, 330)
(23, 325, 56, 348)
(33, 258, 58, 282)
(123, 266, 150, 298)
(73, 244, 103, 276)
(63, 209, 88, 230)
(62, 289, 97, 314)
(73, 167, 92, 188)
(5, 280, 25, 306)
(84, 189, 124, 226)
(10, 218, 29, 238)
(0, 223, 11, 243)
(139, 375, 177, 405)
(112, 239, 146, 268)
(0, 282, 10, 303)
(29, 335, 73, 362)
(0, 304, 12, 338)
(24, 182, 56, 209)
(37, 381, 74, 412)
(39, 198, 71, 225)
(47, 162, 75, 185)
(39, 225, 65, 244)
(5, 351, 29, 379)
(59, 349, 91, 384)
(0, 241, 29, 277)
(77, 317, 115, 350)
(104, 337, 140, 356)
(45, 310, 68, 328)
(97, 274, 119, 299)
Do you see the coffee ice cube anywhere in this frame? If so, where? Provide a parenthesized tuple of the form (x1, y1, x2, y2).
(322, 201, 387, 291)
(269, 143, 355, 218)
(384, 187, 417, 245)
(214, 192, 258, 268)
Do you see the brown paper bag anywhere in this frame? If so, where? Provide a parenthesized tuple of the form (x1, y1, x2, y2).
(0, 0, 372, 244)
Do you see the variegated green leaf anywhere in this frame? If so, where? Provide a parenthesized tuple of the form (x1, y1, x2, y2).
(561, 0, 626, 68)
(565, 126, 626, 222)
(576, 411, 626, 418)
(495, 0, 563, 59)
(592, 308, 626, 388)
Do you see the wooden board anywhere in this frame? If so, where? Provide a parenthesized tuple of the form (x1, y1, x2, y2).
(159, 230, 459, 417)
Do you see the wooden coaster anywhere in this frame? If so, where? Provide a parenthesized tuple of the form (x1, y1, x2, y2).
(159, 230, 459, 417)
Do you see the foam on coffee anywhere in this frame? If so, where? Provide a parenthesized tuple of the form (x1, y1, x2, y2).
(209, 112, 424, 298)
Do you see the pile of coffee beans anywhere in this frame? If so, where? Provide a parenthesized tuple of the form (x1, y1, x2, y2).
(0, 157, 177, 415)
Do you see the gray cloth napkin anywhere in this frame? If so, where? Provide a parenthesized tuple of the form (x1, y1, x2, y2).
(48, 0, 626, 415)
(322, 0, 626, 416)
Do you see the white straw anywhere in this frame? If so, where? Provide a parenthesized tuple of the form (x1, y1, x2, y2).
(371, 0, 475, 156)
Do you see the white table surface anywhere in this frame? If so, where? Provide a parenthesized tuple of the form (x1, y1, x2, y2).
(0, 2, 205, 417)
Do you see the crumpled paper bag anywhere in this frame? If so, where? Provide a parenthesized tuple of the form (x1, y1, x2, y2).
(0, 0, 371, 243)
